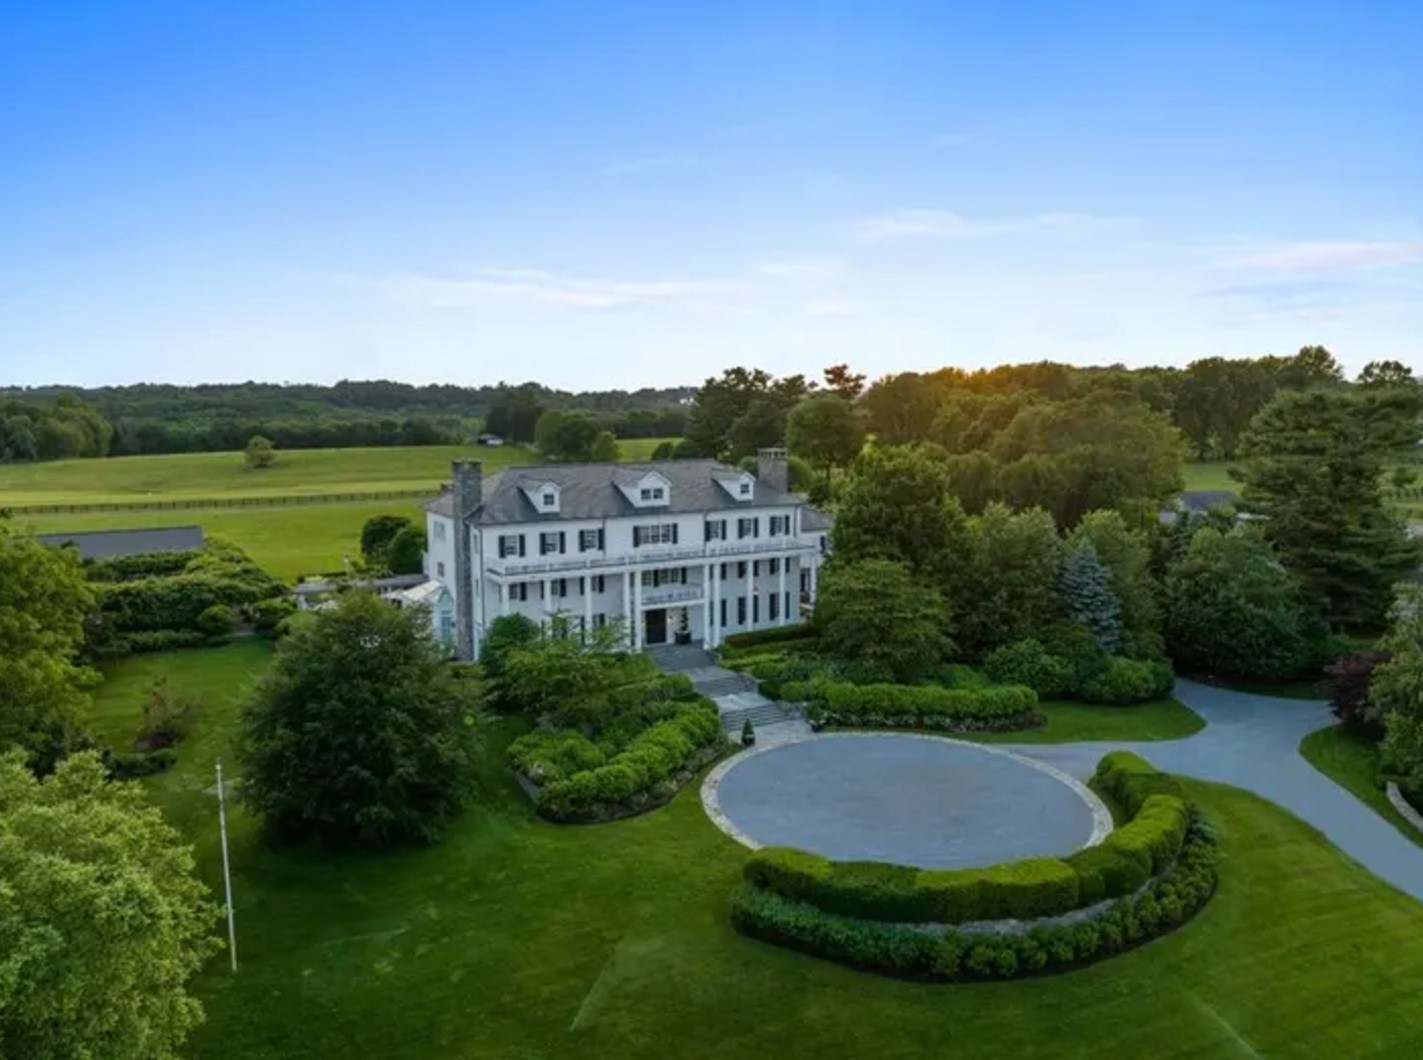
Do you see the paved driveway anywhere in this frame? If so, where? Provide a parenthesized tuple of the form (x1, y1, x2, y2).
(1019, 679, 1423, 902)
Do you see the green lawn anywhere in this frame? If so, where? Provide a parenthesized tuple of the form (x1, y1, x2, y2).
(1181, 461, 1240, 493)
(83, 645, 1423, 1059)
(974, 697, 1205, 744)
(1300, 724, 1423, 849)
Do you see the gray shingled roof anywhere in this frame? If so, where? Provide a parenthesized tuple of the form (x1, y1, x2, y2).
(426, 459, 827, 526)
(37, 525, 205, 560)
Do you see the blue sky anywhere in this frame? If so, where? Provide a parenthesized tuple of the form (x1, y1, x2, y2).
(1, 0, 1418, 389)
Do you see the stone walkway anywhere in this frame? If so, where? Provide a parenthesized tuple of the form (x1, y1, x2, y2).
(1018, 679, 1423, 902)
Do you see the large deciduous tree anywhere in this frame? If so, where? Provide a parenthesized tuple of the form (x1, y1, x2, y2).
(831, 446, 969, 584)
(484, 386, 545, 443)
(815, 559, 953, 683)
(1163, 525, 1321, 680)
(1237, 389, 1421, 628)
(786, 395, 865, 490)
(534, 410, 605, 462)
(859, 372, 943, 446)
(238, 592, 481, 845)
(950, 503, 1063, 656)
(0, 524, 96, 771)
(243, 434, 276, 470)
(0, 750, 220, 1059)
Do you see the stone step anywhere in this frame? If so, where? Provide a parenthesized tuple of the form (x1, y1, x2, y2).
(696, 674, 758, 697)
(720, 701, 800, 732)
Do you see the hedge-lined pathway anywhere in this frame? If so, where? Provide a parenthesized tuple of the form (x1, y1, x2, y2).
(1020, 679, 1423, 902)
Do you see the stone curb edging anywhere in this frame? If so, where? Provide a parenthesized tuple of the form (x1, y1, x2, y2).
(1386, 781, 1423, 835)
(699, 730, 1114, 857)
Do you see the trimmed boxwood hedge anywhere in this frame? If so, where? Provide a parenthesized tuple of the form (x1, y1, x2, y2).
(804, 681, 1040, 732)
(530, 700, 725, 822)
(730, 812, 1219, 982)
(720, 623, 817, 653)
(742, 750, 1193, 923)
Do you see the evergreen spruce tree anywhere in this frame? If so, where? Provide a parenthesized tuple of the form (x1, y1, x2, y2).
(1060, 541, 1124, 653)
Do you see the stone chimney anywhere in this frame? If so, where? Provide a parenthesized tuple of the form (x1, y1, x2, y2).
(450, 461, 482, 660)
(756, 447, 788, 493)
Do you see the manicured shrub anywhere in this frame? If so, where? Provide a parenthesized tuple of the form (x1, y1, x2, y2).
(983, 640, 1073, 698)
(249, 596, 297, 634)
(119, 629, 211, 653)
(535, 701, 723, 821)
(1101, 795, 1190, 875)
(1078, 656, 1175, 705)
(720, 623, 817, 653)
(85, 550, 203, 582)
(195, 603, 235, 637)
(507, 730, 607, 784)
(729, 812, 1221, 982)
(1324, 649, 1389, 736)
(1093, 751, 1185, 816)
(804, 681, 1039, 732)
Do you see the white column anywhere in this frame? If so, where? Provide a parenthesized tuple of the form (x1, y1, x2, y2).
(583, 576, 593, 641)
(778, 557, 788, 627)
(809, 556, 819, 607)
(624, 570, 634, 647)
(702, 562, 712, 647)
(633, 571, 644, 649)
(543, 576, 553, 631)
(499, 580, 509, 617)
(710, 562, 720, 646)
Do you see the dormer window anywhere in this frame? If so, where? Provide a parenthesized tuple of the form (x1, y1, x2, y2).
(542, 492, 556, 507)
(640, 487, 665, 502)
(739, 483, 750, 496)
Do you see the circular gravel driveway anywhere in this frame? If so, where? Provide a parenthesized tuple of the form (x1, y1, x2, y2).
(704, 733, 1110, 870)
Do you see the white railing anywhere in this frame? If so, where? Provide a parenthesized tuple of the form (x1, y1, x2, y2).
(487, 536, 817, 577)
(641, 585, 705, 607)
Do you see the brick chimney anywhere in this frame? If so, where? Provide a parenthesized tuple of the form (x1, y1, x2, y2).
(451, 461, 482, 660)
(756, 447, 788, 493)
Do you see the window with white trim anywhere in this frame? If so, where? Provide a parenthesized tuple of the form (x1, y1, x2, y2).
(579, 528, 601, 552)
(539, 531, 565, 555)
(705, 519, 727, 541)
(737, 517, 758, 539)
(640, 486, 665, 501)
(436, 561, 445, 578)
(542, 492, 556, 508)
(768, 514, 790, 536)
(432, 521, 447, 542)
(499, 534, 524, 558)
(633, 523, 678, 547)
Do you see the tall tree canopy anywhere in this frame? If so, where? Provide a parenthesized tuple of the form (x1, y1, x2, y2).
(786, 395, 866, 488)
(534, 410, 604, 462)
(0, 750, 220, 1059)
(831, 446, 968, 584)
(1069, 509, 1161, 658)
(1164, 525, 1321, 680)
(0, 524, 96, 771)
(238, 592, 482, 845)
(950, 503, 1064, 656)
(684, 367, 810, 458)
(815, 559, 953, 683)
(1238, 389, 1421, 628)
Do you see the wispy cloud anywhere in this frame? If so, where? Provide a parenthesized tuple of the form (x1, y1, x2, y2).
(754, 255, 849, 279)
(367, 268, 724, 310)
(853, 209, 1134, 241)
(1220, 240, 1423, 273)
(600, 152, 696, 176)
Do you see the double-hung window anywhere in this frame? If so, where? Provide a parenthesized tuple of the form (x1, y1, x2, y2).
(633, 523, 678, 547)
(578, 528, 603, 552)
(591, 574, 605, 593)
(737, 517, 758, 540)
(499, 534, 524, 559)
(768, 515, 790, 536)
(539, 531, 565, 556)
(639, 486, 665, 502)
(432, 521, 447, 543)
(705, 519, 727, 542)
(770, 593, 780, 621)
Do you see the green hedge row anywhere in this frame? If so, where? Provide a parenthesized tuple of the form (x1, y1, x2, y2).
(745, 849, 1081, 924)
(718, 624, 819, 659)
(982, 638, 1175, 705)
(743, 751, 1192, 922)
(730, 813, 1219, 982)
(534, 700, 724, 821)
(804, 681, 1040, 732)
(85, 550, 204, 582)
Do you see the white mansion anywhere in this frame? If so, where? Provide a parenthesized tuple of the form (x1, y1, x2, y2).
(419, 448, 830, 659)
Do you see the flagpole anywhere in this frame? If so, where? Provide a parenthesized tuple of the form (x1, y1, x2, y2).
(216, 759, 238, 972)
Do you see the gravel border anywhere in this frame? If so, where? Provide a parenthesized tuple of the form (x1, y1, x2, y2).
(1386, 781, 1423, 835)
(700, 730, 1113, 858)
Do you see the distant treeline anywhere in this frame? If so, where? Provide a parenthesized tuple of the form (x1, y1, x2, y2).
(0, 380, 694, 461)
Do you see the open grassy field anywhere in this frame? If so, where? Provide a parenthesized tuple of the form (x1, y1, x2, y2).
(1181, 461, 1239, 493)
(87, 644, 1423, 1060)
(5, 439, 679, 580)
(0, 439, 680, 506)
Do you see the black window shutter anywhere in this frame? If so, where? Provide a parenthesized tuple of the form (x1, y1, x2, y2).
(597, 528, 605, 550)
(578, 532, 586, 553)
(559, 531, 566, 554)
(672, 524, 679, 545)
(754, 519, 760, 538)
(518, 536, 526, 557)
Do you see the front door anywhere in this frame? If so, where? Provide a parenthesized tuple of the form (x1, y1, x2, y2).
(645, 608, 668, 646)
